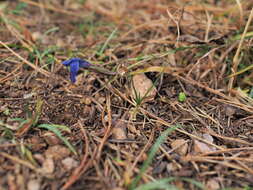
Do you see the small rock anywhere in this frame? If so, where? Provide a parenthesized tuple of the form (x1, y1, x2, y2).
(32, 31, 43, 41)
(41, 157, 54, 174)
(203, 133, 214, 143)
(193, 140, 214, 154)
(98, 97, 106, 103)
(29, 136, 46, 151)
(33, 154, 45, 164)
(206, 179, 220, 190)
(225, 105, 236, 117)
(112, 125, 127, 140)
(61, 157, 79, 171)
(153, 161, 167, 174)
(45, 145, 71, 160)
(43, 132, 61, 146)
(166, 163, 177, 173)
(131, 74, 157, 103)
(171, 139, 188, 156)
(27, 179, 40, 190)
(128, 124, 139, 135)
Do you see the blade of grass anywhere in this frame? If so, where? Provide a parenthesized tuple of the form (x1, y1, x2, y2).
(128, 125, 181, 190)
(97, 27, 117, 56)
(180, 177, 205, 189)
(134, 177, 204, 190)
(134, 178, 178, 190)
(228, 8, 253, 91)
(37, 124, 77, 155)
(227, 64, 253, 78)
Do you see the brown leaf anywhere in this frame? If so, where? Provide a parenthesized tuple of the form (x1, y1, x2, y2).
(15, 119, 33, 137)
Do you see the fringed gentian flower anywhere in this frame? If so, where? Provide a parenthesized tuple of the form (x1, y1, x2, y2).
(62, 58, 91, 83)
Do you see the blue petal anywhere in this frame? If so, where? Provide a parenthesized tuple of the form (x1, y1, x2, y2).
(70, 62, 80, 83)
(62, 58, 83, 66)
(79, 60, 91, 68)
(62, 59, 73, 66)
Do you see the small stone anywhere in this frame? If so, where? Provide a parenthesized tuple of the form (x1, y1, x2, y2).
(166, 163, 177, 173)
(61, 157, 79, 171)
(43, 132, 61, 146)
(41, 157, 54, 174)
(225, 106, 236, 117)
(206, 179, 220, 190)
(171, 139, 188, 156)
(27, 179, 40, 190)
(193, 140, 213, 154)
(203, 133, 214, 143)
(33, 154, 45, 164)
(112, 126, 127, 140)
(131, 74, 157, 103)
(98, 97, 106, 103)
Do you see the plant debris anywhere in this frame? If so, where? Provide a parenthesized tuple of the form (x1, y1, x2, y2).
(0, 0, 253, 189)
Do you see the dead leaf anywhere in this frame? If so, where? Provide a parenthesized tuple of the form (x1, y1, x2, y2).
(15, 119, 33, 137)
(131, 74, 157, 103)
(171, 139, 188, 156)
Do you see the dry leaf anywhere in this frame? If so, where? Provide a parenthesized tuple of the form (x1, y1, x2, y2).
(131, 74, 157, 103)
(171, 139, 188, 156)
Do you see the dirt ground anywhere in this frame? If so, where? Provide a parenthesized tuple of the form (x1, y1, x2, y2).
(0, 0, 253, 190)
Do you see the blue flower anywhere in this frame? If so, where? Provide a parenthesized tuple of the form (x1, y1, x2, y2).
(62, 58, 91, 83)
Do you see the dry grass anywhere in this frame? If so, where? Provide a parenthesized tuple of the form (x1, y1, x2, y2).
(0, 0, 253, 189)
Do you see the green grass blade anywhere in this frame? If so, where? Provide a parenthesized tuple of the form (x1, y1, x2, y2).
(134, 178, 178, 190)
(40, 124, 72, 133)
(37, 124, 77, 155)
(97, 27, 117, 56)
(129, 125, 181, 190)
(133, 177, 204, 190)
(180, 178, 205, 189)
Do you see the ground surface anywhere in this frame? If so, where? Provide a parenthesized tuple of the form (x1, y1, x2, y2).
(0, 0, 253, 190)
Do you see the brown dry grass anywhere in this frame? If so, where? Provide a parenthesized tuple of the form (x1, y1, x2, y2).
(0, 0, 253, 189)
